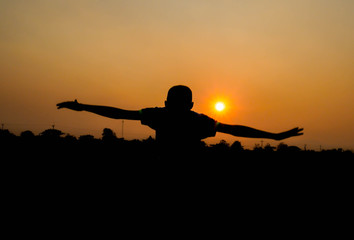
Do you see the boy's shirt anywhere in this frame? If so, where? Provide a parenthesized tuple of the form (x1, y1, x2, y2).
(140, 107, 218, 145)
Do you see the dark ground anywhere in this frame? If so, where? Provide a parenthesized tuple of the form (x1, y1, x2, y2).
(2, 132, 353, 234)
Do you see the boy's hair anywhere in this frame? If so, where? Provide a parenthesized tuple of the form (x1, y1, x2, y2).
(165, 85, 193, 110)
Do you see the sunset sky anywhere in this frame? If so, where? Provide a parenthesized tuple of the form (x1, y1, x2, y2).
(1, 0, 353, 150)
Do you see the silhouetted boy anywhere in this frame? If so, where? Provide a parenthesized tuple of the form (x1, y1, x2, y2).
(57, 85, 303, 156)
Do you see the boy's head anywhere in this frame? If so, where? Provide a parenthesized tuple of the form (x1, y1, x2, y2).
(165, 85, 194, 111)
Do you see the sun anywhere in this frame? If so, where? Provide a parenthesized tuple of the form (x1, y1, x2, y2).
(215, 102, 225, 112)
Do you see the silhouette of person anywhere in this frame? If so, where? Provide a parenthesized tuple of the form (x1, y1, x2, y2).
(57, 85, 303, 153)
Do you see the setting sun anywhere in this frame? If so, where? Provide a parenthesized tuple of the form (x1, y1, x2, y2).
(215, 102, 225, 112)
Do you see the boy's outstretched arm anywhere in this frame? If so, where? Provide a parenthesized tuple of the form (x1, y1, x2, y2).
(216, 123, 303, 141)
(56, 100, 141, 120)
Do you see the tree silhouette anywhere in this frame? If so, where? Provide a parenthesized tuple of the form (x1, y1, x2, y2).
(0, 129, 16, 139)
(40, 128, 64, 139)
(253, 143, 263, 152)
(264, 143, 275, 152)
(0, 126, 352, 161)
(79, 134, 96, 144)
(102, 128, 118, 144)
(212, 140, 230, 152)
(231, 140, 244, 152)
(64, 134, 77, 144)
(276, 142, 288, 152)
(20, 130, 35, 140)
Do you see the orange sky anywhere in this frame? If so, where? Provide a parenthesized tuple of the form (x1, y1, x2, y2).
(1, 0, 353, 150)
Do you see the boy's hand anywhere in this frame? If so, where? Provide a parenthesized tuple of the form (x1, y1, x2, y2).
(56, 99, 83, 111)
(274, 127, 304, 140)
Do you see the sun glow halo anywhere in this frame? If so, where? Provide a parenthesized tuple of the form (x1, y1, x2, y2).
(215, 102, 225, 112)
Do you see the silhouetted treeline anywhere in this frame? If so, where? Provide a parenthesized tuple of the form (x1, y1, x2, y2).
(2, 127, 353, 204)
(1, 128, 352, 161)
